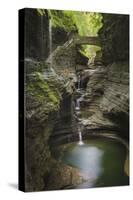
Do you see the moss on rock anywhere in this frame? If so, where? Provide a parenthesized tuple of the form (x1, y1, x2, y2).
(26, 71, 61, 111)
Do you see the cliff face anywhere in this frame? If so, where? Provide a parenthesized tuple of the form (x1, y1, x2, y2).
(23, 9, 84, 191)
(24, 9, 49, 60)
(24, 8, 69, 61)
(25, 61, 83, 191)
(81, 62, 129, 138)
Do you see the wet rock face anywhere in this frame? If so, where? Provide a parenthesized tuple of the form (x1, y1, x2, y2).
(47, 42, 77, 75)
(45, 162, 83, 190)
(99, 14, 129, 64)
(24, 9, 68, 61)
(25, 61, 60, 191)
(24, 9, 49, 61)
(52, 94, 75, 137)
(52, 27, 68, 51)
(76, 50, 89, 66)
(100, 62, 129, 137)
(82, 62, 129, 139)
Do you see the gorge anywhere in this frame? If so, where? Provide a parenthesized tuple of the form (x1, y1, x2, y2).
(22, 9, 129, 191)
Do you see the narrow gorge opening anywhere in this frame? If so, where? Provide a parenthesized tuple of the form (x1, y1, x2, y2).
(24, 8, 129, 191)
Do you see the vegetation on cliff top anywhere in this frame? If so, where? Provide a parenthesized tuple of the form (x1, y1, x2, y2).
(48, 10, 103, 36)
(37, 9, 102, 36)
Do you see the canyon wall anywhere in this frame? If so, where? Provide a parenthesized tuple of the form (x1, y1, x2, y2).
(22, 10, 129, 191)
(81, 13, 129, 140)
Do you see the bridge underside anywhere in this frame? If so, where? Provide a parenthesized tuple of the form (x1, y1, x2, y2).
(74, 36, 100, 46)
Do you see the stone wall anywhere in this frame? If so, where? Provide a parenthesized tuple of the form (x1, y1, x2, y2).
(82, 62, 129, 139)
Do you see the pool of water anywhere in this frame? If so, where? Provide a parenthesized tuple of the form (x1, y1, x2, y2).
(51, 137, 129, 188)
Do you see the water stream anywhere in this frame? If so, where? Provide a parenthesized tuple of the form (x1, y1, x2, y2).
(48, 19, 57, 75)
(75, 76, 85, 145)
(52, 72, 129, 188)
(78, 126, 84, 145)
(75, 98, 80, 111)
(49, 19, 52, 58)
(50, 71, 129, 189)
(41, 15, 44, 59)
(50, 55, 129, 189)
(77, 75, 81, 90)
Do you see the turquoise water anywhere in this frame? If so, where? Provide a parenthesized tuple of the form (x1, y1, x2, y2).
(52, 137, 129, 188)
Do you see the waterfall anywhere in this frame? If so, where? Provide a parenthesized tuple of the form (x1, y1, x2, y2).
(75, 74, 84, 145)
(78, 126, 84, 145)
(75, 98, 80, 111)
(41, 15, 44, 59)
(77, 75, 81, 90)
(49, 19, 53, 67)
(75, 95, 84, 111)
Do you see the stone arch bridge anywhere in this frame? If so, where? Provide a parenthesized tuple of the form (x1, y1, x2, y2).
(46, 36, 101, 73)
(64, 36, 100, 47)
(74, 36, 100, 46)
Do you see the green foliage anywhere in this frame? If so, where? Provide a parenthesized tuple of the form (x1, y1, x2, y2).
(48, 10, 103, 61)
(80, 45, 101, 59)
(37, 9, 46, 16)
(48, 10, 76, 32)
(48, 10, 103, 36)
(36, 9, 103, 62)
(26, 72, 60, 110)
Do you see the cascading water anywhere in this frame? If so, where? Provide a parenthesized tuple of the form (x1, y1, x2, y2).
(75, 95, 84, 111)
(49, 19, 52, 58)
(75, 75, 81, 110)
(75, 75, 84, 145)
(41, 15, 44, 59)
(77, 75, 81, 90)
(78, 126, 84, 145)
(49, 18, 53, 71)
(48, 18, 56, 75)
(75, 98, 80, 111)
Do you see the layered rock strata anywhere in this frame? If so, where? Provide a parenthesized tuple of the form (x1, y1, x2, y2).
(25, 61, 82, 191)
